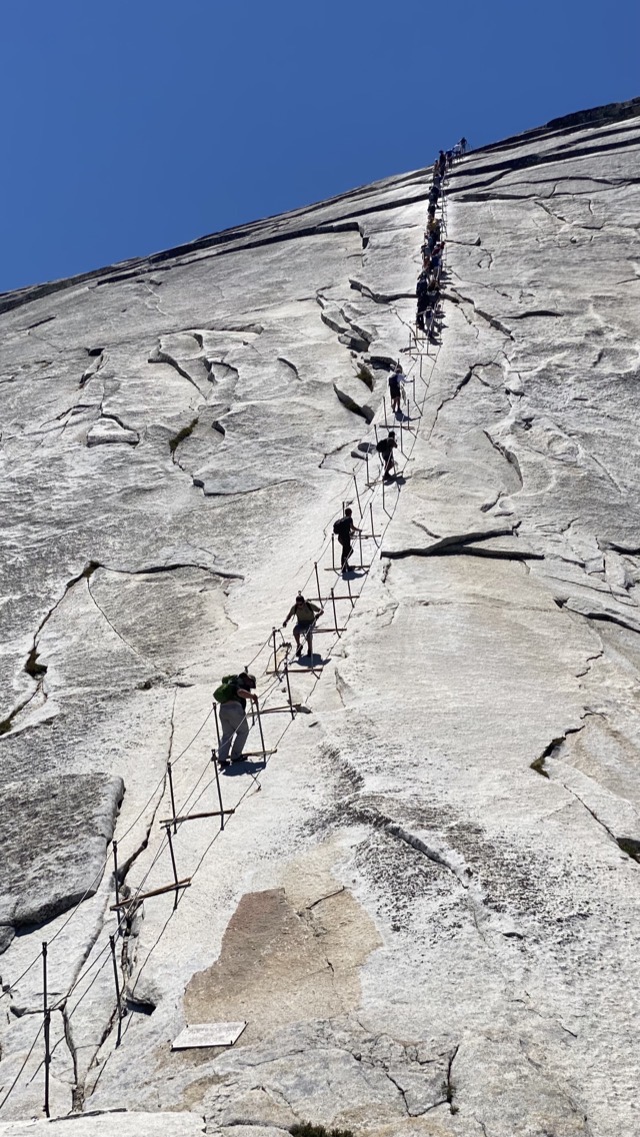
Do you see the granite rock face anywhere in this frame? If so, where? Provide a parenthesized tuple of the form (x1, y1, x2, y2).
(1, 101, 640, 1137)
(0, 774, 123, 950)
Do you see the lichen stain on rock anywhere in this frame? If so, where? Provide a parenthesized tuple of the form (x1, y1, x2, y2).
(184, 869, 380, 1045)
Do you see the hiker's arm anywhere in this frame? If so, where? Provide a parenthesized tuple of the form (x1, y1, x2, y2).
(283, 605, 295, 626)
(237, 687, 258, 703)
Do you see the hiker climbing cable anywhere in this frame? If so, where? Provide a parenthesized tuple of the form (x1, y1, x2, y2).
(213, 670, 258, 767)
(283, 594, 323, 657)
(389, 366, 406, 416)
(416, 269, 431, 330)
(377, 430, 397, 480)
(333, 507, 360, 574)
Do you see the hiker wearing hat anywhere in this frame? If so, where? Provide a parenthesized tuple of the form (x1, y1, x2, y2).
(283, 594, 323, 657)
(213, 669, 258, 767)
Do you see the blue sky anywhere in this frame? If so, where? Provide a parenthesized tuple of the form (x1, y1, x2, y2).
(2, 0, 638, 292)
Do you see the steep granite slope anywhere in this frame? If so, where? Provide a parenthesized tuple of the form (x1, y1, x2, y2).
(1, 103, 640, 1137)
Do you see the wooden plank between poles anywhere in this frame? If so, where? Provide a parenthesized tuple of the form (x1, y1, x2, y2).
(110, 879, 191, 910)
(160, 810, 235, 826)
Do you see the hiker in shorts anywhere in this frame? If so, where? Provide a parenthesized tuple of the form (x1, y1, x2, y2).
(389, 366, 406, 416)
(377, 431, 397, 480)
(283, 594, 323, 657)
(333, 507, 360, 573)
(215, 670, 258, 767)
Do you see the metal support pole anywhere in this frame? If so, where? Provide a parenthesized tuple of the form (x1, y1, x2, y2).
(365, 450, 370, 484)
(283, 665, 295, 720)
(214, 703, 221, 749)
(383, 396, 388, 427)
(353, 474, 363, 518)
(369, 500, 377, 545)
(112, 841, 120, 924)
(256, 700, 269, 757)
(42, 942, 50, 1118)
(109, 934, 123, 1047)
(358, 530, 364, 568)
(272, 627, 278, 673)
(166, 827, 180, 910)
(167, 762, 177, 836)
(212, 752, 225, 830)
(331, 533, 336, 570)
(314, 562, 322, 603)
(399, 416, 404, 455)
(347, 573, 355, 608)
(331, 588, 339, 635)
(374, 424, 379, 445)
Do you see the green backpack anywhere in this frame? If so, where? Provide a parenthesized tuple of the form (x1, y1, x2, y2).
(214, 674, 238, 704)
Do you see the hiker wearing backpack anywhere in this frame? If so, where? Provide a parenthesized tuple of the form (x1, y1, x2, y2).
(333, 507, 360, 573)
(283, 594, 323, 657)
(377, 430, 397, 480)
(213, 670, 258, 767)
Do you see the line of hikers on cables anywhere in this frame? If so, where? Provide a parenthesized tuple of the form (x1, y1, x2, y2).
(212, 138, 467, 769)
(416, 139, 465, 335)
(211, 505, 363, 768)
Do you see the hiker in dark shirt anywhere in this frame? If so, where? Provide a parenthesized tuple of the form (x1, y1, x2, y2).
(283, 594, 323, 657)
(416, 270, 431, 329)
(333, 507, 360, 573)
(377, 431, 397, 480)
(216, 670, 258, 766)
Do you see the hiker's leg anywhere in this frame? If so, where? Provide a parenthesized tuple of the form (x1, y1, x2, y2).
(230, 704, 249, 759)
(219, 701, 241, 762)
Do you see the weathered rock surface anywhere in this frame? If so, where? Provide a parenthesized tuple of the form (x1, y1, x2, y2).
(0, 774, 123, 949)
(1, 100, 640, 1137)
